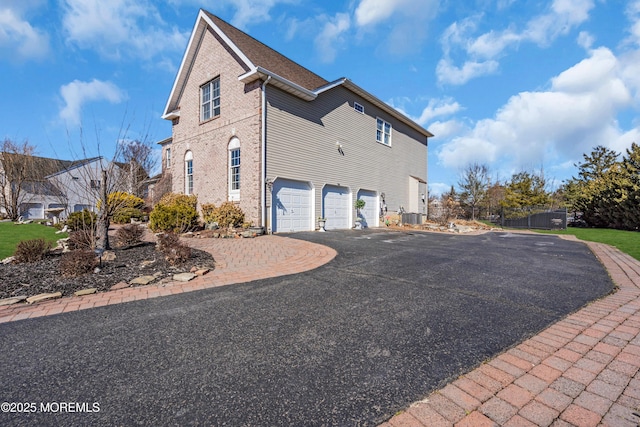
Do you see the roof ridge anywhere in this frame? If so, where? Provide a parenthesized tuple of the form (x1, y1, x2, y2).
(202, 10, 328, 91)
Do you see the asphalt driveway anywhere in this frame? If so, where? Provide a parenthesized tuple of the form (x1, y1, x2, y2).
(0, 230, 613, 426)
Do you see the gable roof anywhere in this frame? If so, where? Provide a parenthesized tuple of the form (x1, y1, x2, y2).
(163, 10, 432, 139)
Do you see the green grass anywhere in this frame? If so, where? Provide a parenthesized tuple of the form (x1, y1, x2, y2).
(0, 221, 68, 260)
(536, 227, 640, 261)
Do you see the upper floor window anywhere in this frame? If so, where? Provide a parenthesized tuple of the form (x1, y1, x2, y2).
(165, 148, 171, 168)
(354, 102, 364, 114)
(90, 179, 101, 190)
(376, 118, 392, 146)
(185, 151, 193, 195)
(201, 77, 220, 121)
(228, 137, 240, 201)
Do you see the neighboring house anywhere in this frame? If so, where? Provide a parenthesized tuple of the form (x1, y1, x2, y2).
(161, 10, 433, 232)
(0, 153, 134, 220)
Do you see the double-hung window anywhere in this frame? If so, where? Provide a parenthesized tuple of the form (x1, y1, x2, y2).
(228, 138, 240, 201)
(165, 148, 171, 168)
(201, 77, 220, 121)
(376, 118, 392, 146)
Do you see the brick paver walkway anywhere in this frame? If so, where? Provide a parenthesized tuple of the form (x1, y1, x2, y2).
(383, 238, 640, 427)
(0, 235, 337, 324)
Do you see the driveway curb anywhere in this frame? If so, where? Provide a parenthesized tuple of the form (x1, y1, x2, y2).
(0, 235, 337, 324)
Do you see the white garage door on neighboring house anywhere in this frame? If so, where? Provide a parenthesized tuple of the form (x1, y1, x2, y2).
(323, 185, 350, 230)
(272, 179, 312, 232)
(20, 203, 43, 219)
(357, 190, 378, 228)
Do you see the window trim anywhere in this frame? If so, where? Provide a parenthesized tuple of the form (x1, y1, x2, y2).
(200, 77, 221, 122)
(376, 117, 392, 146)
(354, 102, 364, 114)
(185, 151, 193, 195)
(165, 148, 171, 168)
(228, 138, 240, 201)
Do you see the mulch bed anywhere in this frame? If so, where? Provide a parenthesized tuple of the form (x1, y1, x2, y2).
(0, 242, 216, 299)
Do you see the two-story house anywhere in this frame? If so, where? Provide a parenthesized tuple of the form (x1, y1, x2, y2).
(0, 153, 135, 220)
(161, 10, 432, 232)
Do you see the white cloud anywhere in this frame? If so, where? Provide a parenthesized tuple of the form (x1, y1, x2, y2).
(426, 119, 466, 139)
(438, 0, 595, 85)
(62, 0, 188, 62)
(355, 0, 404, 27)
(626, 0, 640, 46)
(412, 98, 463, 125)
(436, 47, 636, 174)
(354, 0, 439, 55)
(0, 5, 49, 62)
(314, 13, 351, 63)
(170, 0, 296, 29)
(436, 58, 499, 86)
(59, 79, 126, 126)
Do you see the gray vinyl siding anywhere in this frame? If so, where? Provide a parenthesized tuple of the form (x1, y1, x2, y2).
(265, 85, 428, 226)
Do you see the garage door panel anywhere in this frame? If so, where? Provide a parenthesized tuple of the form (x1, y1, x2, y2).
(357, 190, 377, 228)
(323, 186, 350, 230)
(273, 179, 312, 233)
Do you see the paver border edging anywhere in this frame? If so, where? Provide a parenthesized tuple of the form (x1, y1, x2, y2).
(0, 236, 337, 324)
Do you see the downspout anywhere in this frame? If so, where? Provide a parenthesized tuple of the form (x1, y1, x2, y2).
(260, 75, 272, 229)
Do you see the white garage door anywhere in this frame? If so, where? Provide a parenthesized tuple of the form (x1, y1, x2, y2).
(272, 179, 312, 232)
(323, 185, 350, 230)
(357, 190, 377, 228)
(20, 203, 43, 219)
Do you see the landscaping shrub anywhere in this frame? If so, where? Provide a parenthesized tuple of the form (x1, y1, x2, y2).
(112, 207, 143, 224)
(208, 202, 245, 228)
(149, 193, 199, 233)
(115, 223, 145, 247)
(59, 249, 97, 277)
(67, 229, 95, 250)
(13, 238, 52, 263)
(156, 232, 191, 266)
(66, 209, 97, 231)
(201, 203, 216, 224)
(164, 244, 191, 266)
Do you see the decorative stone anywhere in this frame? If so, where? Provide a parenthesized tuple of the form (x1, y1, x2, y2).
(194, 268, 210, 276)
(181, 232, 194, 238)
(0, 296, 27, 306)
(102, 251, 116, 262)
(205, 222, 219, 230)
(140, 259, 156, 267)
(74, 288, 97, 296)
(172, 272, 196, 282)
(1, 256, 15, 265)
(110, 281, 130, 290)
(130, 276, 156, 285)
(152, 272, 164, 278)
(55, 225, 69, 234)
(26, 292, 62, 304)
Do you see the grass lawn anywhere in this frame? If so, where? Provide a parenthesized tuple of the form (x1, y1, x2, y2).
(0, 221, 68, 260)
(536, 227, 640, 261)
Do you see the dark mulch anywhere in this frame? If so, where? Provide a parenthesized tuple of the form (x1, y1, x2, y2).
(0, 242, 216, 299)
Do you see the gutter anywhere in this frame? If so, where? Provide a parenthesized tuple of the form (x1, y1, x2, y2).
(261, 76, 272, 229)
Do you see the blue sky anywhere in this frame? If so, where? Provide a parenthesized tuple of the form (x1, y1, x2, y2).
(1, 0, 639, 195)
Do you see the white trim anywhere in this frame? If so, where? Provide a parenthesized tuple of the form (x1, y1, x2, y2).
(239, 67, 316, 101)
(228, 137, 240, 201)
(376, 117, 392, 146)
(354, 102, 364, 114)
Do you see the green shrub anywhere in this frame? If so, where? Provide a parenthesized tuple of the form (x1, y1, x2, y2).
(201, 203, 216, 224)
(112, 207, 143, 224)
(59, 249, 97, 277)
(208, 202, 245, 228)
(66, 210, 97, 231)
(115, 223, 145, 247)
(149, 193, 199, 233)
(14, 238, 51, 263)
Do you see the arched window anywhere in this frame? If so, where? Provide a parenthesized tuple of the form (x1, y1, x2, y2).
(228, 137, 240, 201)
(185, 150, 193, 195)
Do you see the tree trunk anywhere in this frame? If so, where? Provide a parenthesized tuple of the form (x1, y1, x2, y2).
(96, 169, 110, 250)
